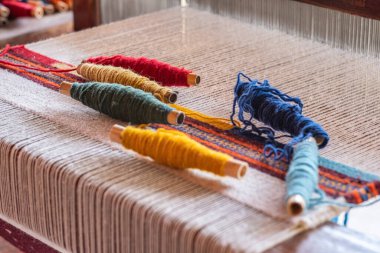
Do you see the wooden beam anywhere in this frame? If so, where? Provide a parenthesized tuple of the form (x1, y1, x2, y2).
(73, 0, 100, 31)
(293, 0, 380, 20)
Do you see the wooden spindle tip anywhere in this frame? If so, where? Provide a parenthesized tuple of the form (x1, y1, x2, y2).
(223, 159, 248, 179)
(287, 194, 306, 216)
(187, 73, 201, 86)
(32, 6, 44, 19)
(0, 7, 10, 17)
(59, 81, 73, 96)
(43, 4, 55, 15)
(109, 124, 125, 144)
(167, 92, 178, 104)
(314, 136, 325, 146)
(167, 110, 185, 125)
(56, 1, 68, 12)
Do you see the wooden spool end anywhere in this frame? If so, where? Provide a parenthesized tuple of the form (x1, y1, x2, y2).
(55, 1, 69, 12)
(110, 124, 125, 144)
(60, 81, 73, 96)
(0, 6, 10, 17)
(223, 159, 248, 179)
(314, 136, 325, 146)
(167, 110, 185, 125)
(287, 194, 306, 216)
(187, 73, 201, 86)
(43, 4, 55, 15)
(166, 92, 178, 104)
(32, 6, 44, 19)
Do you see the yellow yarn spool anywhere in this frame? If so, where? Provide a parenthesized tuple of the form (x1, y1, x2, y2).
(77, 63, 178, 104)
(110, 125, 248, 178)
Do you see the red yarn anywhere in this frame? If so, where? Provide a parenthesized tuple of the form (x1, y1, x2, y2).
(85, 55, 193, 87)
(0, 44, 77, 72)
(2, 1, 35, 18)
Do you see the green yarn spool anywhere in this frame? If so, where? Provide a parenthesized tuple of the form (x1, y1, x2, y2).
(69, 82, 178, 124)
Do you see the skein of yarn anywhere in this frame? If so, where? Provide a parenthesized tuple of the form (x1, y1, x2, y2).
(85, 55, 200, 87)
(231, 72, 329, 161)
(60, 81, 184, 125)
(2, 0, 44, 18)
(286, 137, 320, 216)
(110, 124, 249, 178)
(77, 63, 178, 104)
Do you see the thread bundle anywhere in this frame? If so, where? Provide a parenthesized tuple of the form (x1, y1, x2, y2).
(77, 63, 178, 104)
(118, 126, 237, 177)
(20, 0, 55, 15)
(231, 72, 329, 161)
(67, 82, 179, 125)
(86, 55, 197, 87)
(230, 72, 330, 214)
(1, 0, 43, 18)
(286, 138, 320, 213)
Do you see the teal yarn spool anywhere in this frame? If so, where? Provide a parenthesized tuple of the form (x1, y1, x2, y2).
(66, 82, 183, 125)
(286, 137, 320, 215)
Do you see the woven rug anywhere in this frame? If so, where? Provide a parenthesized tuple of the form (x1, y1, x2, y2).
(0, 7, 379, 253)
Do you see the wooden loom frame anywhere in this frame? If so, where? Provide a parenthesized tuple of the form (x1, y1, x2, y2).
(73, 0, 380, 30)
(68, 0, 380, 252)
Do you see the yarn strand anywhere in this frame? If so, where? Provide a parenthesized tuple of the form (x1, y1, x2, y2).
(110, 124, 248, 178)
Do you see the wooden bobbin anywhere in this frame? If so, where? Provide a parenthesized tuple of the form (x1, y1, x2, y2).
(287, 194, 306, 216)
(60, 82, 185, 125)
(59, 81, 72, 96)
(52, 0, 68, 12)
(286, 137, 317, 216)
(31, 6, 44, 18)
(110, 124, 248, 179)
(0, 6, 10, 17)
(187, 73, 201, 86)
(42, 4, 55, 15)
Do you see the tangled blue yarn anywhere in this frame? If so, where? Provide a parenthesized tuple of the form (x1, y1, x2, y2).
(231, 72, 329, 161)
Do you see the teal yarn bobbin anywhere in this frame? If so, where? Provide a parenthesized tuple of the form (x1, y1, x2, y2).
(60, 81, 184, 125)
(286, 137, 320, 215)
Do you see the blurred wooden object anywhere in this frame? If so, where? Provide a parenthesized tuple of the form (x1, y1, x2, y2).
(0, 11, 73, 46)
(293, 0, 380, 20)
(73, 0, 100, 30)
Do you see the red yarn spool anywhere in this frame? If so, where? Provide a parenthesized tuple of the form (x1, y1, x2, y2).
(2, 1, 43, 18)
(85, 55, 200, 87)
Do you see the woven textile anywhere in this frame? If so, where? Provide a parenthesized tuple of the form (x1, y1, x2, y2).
(0, 7, 379, 253)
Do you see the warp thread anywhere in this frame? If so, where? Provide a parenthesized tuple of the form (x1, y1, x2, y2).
(77, 63, 177, 104)
(120, 126, 232, 176)
(86, 55, 193, 87)
(231, 72, 329, 161)
(70, 82, 175, 124)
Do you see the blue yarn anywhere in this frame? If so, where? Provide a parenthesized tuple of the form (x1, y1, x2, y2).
(231, 72, 329, 161)
(285, 138, 320, 208)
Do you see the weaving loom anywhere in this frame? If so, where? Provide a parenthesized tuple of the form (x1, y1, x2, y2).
(0, 2, 380, 253)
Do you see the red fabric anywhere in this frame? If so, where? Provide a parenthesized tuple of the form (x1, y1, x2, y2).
(0, 218, 58, 253)
(0, 44, 77, 73)
(86, 55, 193, 87)
(1, 1, 34, 18)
